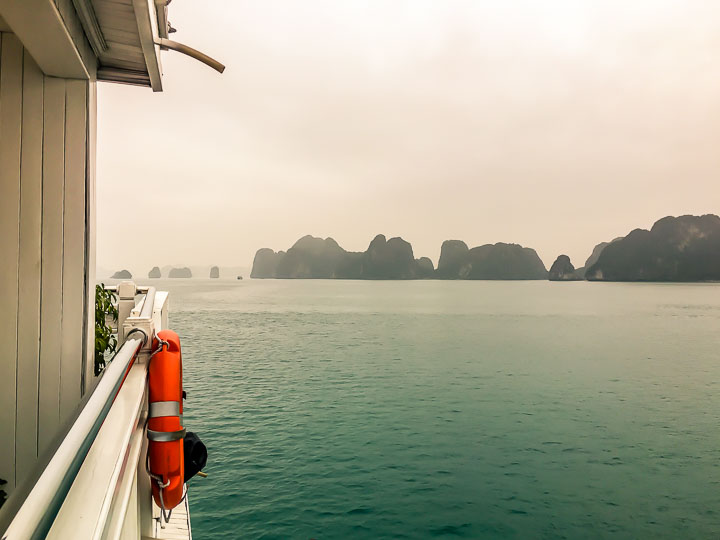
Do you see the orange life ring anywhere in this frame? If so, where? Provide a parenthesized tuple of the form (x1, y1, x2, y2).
(148, 329, 185, 510)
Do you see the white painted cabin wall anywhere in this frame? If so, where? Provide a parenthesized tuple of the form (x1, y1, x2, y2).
(16, 40, 44, 490)
(0, 29, 23, 501)
(0, 32, 96, 496)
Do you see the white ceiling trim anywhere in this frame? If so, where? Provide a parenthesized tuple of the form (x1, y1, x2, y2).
(0, 0, 90, 79)
(131, 0, 162, 92)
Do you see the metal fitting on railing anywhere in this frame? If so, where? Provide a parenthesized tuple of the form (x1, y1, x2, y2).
(116, 281, 138, 344)
(122, 285, 158, 364)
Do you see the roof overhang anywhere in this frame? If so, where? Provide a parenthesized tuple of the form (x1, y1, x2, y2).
(130, 0, 163, 91)
(85, 0, 165, 91)
(0, 0, 94, 79)
(0, 0, 222, 91)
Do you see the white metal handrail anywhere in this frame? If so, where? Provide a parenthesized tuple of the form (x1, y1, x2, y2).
(0, 284, 176, 540)
(140, 287, 156, 319)
(1, 338, 143, 540)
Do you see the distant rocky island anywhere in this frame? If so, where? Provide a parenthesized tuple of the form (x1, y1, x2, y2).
(168, 267, 192, 278)
(584, 214, 720, 281)
(548, 255, 581, 281)
(547, 238, 623, 281)
(252, 234, 434, 279)
(109, 215, 720, 284)
(111, 269, 132, 279)
(436, 240, 547, 280)
(574, 238, 622, 278)
(252, 234, 547, 280)
(546, 214, 720, 282)
(251, 215, 720, 282)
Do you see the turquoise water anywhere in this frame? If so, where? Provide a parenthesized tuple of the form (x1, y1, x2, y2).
(162, 279, 720, 539)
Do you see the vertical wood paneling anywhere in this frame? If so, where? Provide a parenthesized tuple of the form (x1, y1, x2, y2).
(84, 81, 97, 393)
(59, 79, 87, 424)
(15, 50, 44, 486)
(39, 76, 66, 455)
(0, 32, 93, 497)
(0, 33, 24, 492)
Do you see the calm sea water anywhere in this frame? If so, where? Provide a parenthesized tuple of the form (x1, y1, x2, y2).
(157, 279, 720, 539)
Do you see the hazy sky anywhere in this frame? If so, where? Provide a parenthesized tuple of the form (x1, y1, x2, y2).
(97, 0, 720, 273)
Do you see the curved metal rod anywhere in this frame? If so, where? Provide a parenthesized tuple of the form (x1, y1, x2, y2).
(1, 338, 143, 540)
(155, 38, 225, 73)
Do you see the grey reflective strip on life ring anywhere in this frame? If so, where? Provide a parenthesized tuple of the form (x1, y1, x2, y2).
(149, 401, 180, 418)
(147, 428, 186, 442)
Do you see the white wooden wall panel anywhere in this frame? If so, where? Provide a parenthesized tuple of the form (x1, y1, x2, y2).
(84, 82, 97, 392)
(15, 50, 44, 486)
(59, 79, 87, 425)
(38, 76, 66, 456)
(0, 33, 24, 493)
(0, 31, 94, 495)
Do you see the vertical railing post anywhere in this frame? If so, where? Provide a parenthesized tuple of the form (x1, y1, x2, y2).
(116, 281, 137, 347)
(138, 431, 153, 537)
(121, 286, 170, 537)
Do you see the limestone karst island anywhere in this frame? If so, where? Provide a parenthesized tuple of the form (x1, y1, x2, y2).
(251, 214, 720, 282)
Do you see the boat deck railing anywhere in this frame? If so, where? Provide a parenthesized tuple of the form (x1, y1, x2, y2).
(0, 282, 186, 540)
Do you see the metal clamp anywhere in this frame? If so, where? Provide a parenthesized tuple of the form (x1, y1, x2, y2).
(147, 428, 186, 442)
(125, 327, 148, 347)
(145, 452, 173, 524)
(150, 336, 170, 359)
(149, 401, 180, 418)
